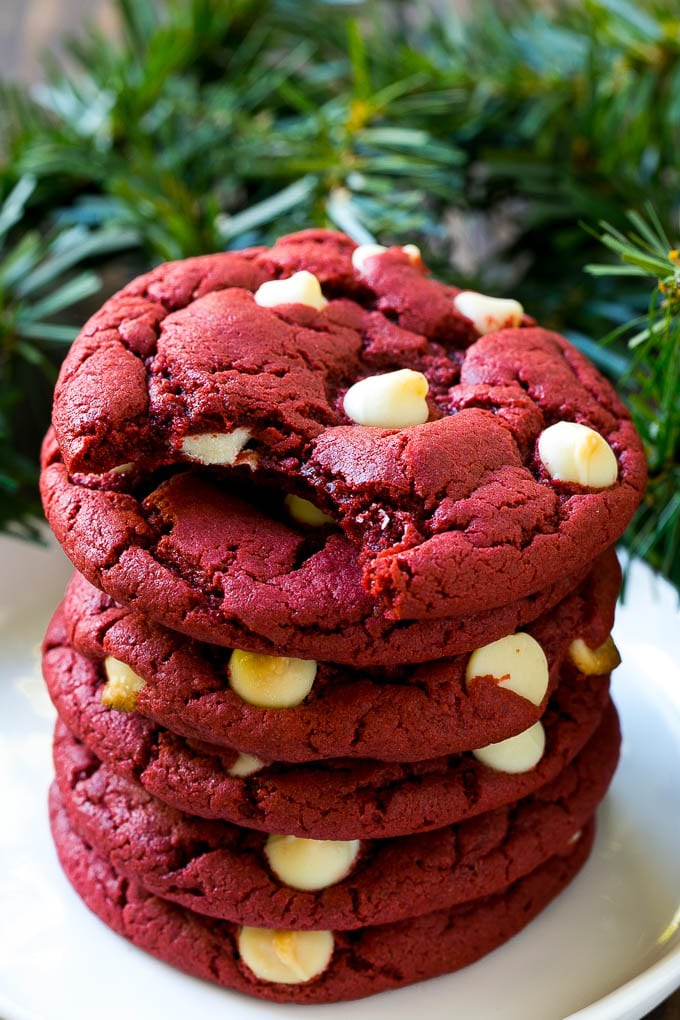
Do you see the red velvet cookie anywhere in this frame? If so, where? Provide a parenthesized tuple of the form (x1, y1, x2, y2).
(43, 229, 645, 626)
(43, 607, 612, 839)
(41, 437, 608, 665)
(59, 552, 620, 762)
(49, 790, 594, 1004)
(53, 701, 619, 930)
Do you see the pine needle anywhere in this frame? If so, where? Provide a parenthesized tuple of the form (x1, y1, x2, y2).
(587, 210, 680, 586)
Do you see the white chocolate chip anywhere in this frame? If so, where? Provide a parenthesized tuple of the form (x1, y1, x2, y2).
(352, 242, 421, 271)
(568, 635, 621, 675)
(465, 632, 549, 707)
(538, 422, 618, 487)
(228, 650, 317, 708)
(343, 369, 429, 428)
(401, 243, 421, 263)
(265, 835, 361, 891)
(102, 657, 146, 712)
(568, 829, 583, 845)
(472, 721, 546, 774)
(254, 271, 328, 310)
(284, 494, 334, 527)
(351, 243, 387, 270)
(238, 927, 334, 984)
(453, 290, 524, 335)
(85, 462, 135, 480)
(228, 752, 267, 778)
(181, 428, 251, 466)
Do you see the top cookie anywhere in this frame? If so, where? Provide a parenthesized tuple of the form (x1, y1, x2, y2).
(49, 229, 645, 621)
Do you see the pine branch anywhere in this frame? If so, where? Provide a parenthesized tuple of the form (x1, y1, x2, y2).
(3, 0, 680, 274)
(0, 177, 136, 538)
(587, 207, 680, 586)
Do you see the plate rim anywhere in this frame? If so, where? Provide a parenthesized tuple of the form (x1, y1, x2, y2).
(566, 944, 680, 1019)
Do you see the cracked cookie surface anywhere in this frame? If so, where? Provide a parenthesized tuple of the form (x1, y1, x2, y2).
(44, 229, 645, 626)
(41, 441, 606, 664)
(59, 551, 619, 761)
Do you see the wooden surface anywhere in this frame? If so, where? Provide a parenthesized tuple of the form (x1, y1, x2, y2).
(0, 1, 678, 1017)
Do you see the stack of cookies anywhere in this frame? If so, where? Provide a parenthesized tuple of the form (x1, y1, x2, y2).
(40, 230, 646, 1003)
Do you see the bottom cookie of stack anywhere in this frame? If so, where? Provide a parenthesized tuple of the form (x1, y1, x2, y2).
(50, 786, 595, 1004)
(48, 702, 618, 1003)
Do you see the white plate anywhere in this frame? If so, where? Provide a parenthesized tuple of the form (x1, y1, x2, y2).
(0, 535, 679, 1020)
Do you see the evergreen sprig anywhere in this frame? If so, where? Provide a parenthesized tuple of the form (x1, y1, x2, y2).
(4, 0, 680, 278)
(0, 0, 678, 586)
(586, 208, 680, 588)
(0, 177, 135, 538)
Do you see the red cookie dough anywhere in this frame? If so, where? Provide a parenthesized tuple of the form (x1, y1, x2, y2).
(53, 702, 619, 929)
(42, 606, 612, 839)
(43, 230, 646, 625)
(60, 552, 620, 762)
(50, 791, 595, 1004)
(41, 440, 607, 666)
